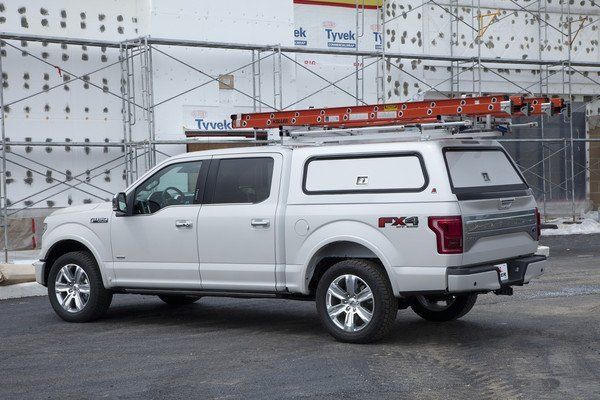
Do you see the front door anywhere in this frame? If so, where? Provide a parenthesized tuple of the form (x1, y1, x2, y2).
(198, 154, 281, 291)
(110, 159, 208, 289)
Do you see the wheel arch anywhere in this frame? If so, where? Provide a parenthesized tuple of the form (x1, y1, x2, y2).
(42, 239, 93, 285)
(41, 236, 109, 287)
(303, 239, 397, 296)
(40, 222, 113, 287)
(293, 220, 399, 295)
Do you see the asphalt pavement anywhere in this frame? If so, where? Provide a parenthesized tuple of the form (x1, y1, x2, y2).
(0, 234, 599, 399)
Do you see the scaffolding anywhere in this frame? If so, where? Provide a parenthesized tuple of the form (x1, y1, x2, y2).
(1, 1, 600, 261)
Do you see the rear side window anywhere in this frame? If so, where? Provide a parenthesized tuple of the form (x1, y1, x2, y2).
(303, 153, 428, 194)
(444, 148, 527, 193)
(210, 157, 274, 204)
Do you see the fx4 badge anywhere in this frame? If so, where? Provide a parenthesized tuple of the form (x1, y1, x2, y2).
(378, 216, 419, 228)
(90, 217, 109, 224)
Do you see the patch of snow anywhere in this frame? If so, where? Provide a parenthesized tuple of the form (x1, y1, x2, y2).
(519, 285, 600, 300)
(542, 211, 600, 236)
(0, 282, 47, 300)
(536, 245, 550, 257)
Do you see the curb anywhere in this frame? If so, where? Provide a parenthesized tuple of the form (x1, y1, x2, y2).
(0, 282, 47, 300)
(0, 264, 36, 286)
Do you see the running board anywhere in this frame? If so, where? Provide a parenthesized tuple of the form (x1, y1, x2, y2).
(118, 287, 312, 300)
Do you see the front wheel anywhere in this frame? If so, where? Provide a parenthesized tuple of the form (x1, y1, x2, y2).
(410, 294, 477, 322)
(316, 259, 397, 343)
(47, 251, 113, 322)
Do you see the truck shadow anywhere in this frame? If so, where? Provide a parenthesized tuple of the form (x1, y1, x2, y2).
(101, 295, 546, 346)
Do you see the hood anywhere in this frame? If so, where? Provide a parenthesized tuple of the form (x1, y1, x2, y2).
(48, 202, 111, 217)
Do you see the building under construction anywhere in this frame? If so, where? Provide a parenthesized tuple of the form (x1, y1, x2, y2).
(1, 0, 600, 250)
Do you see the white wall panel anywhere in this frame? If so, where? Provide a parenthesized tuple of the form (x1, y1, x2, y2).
(385, 0, 600, 102)
(149, 0, 293, 45)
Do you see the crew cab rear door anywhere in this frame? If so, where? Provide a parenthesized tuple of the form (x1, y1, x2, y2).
(197, 153, 282, 291)
(443, 146, 539, 265)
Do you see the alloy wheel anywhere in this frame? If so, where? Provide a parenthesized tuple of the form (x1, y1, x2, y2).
(326, 274, 374, 332)
(54, 264, 91, 313)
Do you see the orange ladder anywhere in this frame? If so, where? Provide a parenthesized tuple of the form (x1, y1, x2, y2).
(231, 95, 565, 130)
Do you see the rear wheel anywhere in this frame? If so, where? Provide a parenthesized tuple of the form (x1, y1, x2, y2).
(410, 294, 477, 322)
(316, 259, 397, 343)
(47, 251, 113, 322)
(158, 295, 201, 306)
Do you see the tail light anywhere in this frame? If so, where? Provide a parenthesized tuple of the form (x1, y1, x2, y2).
(428, 216, 463, 254)
(534, 207, 541, 240)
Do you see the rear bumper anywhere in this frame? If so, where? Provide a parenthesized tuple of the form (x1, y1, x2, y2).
(447, 254, 547, 293)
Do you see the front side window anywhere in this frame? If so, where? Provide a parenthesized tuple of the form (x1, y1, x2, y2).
(209, 157, 274, 204)
(133, 161, 203, 214)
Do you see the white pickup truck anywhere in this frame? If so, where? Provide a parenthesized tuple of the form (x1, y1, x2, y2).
(35, 137, 546, 343)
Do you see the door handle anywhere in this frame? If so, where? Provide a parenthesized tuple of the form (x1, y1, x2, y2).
(175, 220, 193, 228)
(251, 219, 270, 228)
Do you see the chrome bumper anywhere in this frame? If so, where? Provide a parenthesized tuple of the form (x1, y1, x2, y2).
(447, 255, 547, 293)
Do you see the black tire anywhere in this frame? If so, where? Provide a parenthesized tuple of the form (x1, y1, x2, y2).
(158, 295, 201, 306)
(47, 251, 113, 322)
(410, 294, 477, 322)
(316, 259, 397, 344)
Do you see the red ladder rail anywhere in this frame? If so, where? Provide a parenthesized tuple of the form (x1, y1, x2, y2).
(231, 95, 565, 130)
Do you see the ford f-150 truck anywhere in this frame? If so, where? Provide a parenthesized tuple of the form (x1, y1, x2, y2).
(35, 137, 546, 343)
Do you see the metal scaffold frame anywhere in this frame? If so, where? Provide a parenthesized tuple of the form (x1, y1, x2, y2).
(1, 1, 600, 260)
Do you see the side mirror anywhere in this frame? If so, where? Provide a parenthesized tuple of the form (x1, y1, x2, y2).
(112, 192, 128, 215)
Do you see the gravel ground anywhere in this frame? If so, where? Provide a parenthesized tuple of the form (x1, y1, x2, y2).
(0, 234, 598, 400)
